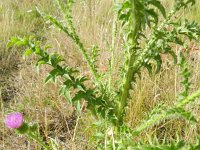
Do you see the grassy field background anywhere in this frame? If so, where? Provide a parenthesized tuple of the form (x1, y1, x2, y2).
(0, 0, 200, 149)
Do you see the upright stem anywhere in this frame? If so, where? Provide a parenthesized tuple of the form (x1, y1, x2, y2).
(117, 0, 140, 125)
(56, 0, 100, 84)
(115, 1, 185, 125)
(109, 9, 118, 91)
(27, 132, 50, 150)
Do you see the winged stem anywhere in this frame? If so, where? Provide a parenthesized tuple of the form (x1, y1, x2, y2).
(117, 0, 140, 125)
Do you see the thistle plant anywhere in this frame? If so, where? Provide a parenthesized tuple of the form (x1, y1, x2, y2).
(7, 0, 200, 149)
(5, 112, 50, 150)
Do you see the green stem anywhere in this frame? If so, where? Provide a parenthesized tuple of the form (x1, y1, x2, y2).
(117, 0, 140, 125)
(109, 10, 118, 91)
(116, 0, 181, 126)
(56, 0, 100, 84)
(27, 131, 50, 150)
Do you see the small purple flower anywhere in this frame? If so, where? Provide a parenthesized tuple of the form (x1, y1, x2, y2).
(5, 112, 24, 129)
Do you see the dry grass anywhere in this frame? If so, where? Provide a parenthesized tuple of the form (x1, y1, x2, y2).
(0, 0, 200, 149)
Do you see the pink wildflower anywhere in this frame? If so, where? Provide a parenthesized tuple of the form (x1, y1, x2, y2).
(5, 112, 24, 129)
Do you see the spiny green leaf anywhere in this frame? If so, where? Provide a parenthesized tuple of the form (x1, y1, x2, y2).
(154, 54, 162, 73)
(146, 9, 159, 25)
(23, 49, 34, 58)
(7, 37, 29, 48)
(176, 88, 200, 107)
(166, 107, 197, 123)
(147, 0, 166, 18)
(144, 62, 153, 76)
